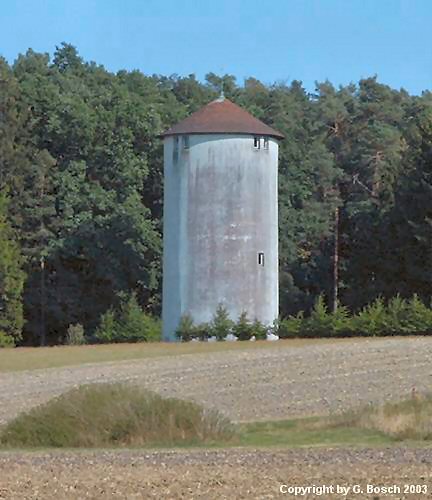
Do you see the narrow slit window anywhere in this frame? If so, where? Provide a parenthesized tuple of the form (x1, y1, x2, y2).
(263, 137, 269, 150)
(173, 136, 179, 163)
(183, 135, 190, 150)
(258, 252, 265, 266)
(253, 137, 261, 149)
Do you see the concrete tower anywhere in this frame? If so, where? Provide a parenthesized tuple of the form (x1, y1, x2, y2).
(161, 96, 283, 341)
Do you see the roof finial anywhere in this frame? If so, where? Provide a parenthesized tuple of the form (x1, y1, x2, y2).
(216, 80, 225, 102)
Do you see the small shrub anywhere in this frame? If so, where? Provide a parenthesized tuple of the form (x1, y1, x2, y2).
(65, 323, 86, 345)
(209, 304, 234, 340)
(276, 294, 432, 339)
(231, 314, 267, 341)
(175, 314, 195, 342)
(331, 304, 354, 336)
(352, 297, 389, 336)
(401, 295, 432, 334)
(95, 293, 161, 343)
(232, 311, 254, 340)
(280, 297, 352, 338)
(95, 309, 117, 343)
(175, 309, 270, 342)
(142, 316, 162, 342)
(117, 293, 161, 342)
(0, 383, 234, 448)
(385, 295, 411, 335)
(251, 318, 268, 340)
(372, 295, 432, 336)
(172, 294, 432, 342)
(302, 295, 334, 337)
(0, 331, 15, 348)
(278, 313, 303, 339)
(193, 322, 210, 341)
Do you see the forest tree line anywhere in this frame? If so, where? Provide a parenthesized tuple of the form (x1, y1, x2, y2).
(0, 43, 431, 345)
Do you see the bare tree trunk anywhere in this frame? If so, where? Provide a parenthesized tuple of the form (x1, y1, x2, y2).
(39, 172, 46, 347)
(40, 256, 46, 346)
(332, 207, 339, 314)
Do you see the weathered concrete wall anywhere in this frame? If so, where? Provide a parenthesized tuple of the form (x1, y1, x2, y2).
(162, 134, 278, 341)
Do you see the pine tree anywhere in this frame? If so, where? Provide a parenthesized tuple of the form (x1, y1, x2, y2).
(210, 304, 234, 340)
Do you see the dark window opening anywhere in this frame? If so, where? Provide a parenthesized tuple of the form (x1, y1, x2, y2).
(173, 136, 179, 163)
(253, 137, 260, 149)
(258, 252, 265, 266)
(183, 135, 190, 150)
(263, 137, 269, 150)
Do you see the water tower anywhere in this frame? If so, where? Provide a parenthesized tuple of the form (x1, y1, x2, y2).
(161, 95, 283, 340)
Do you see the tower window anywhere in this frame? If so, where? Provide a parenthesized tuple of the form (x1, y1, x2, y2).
(173, 136, 179, 163)
(263, 137, 269, 150)
(253, 137, 260, 149)
(258, 252, 265, 266)
(183, 135, 190, 150)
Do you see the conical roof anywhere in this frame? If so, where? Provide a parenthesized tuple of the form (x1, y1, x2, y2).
(162, 97, 284, 140)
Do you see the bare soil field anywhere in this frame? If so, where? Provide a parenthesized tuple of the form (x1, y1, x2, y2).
(1, 448, 432, 499)
(1, 337, 432, 499)
(1, 337, 431, 425)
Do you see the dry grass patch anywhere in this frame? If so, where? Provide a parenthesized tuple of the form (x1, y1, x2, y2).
(324, 392, 432, 441)
(3, 385, 431, 450)
(0, 383, 234, 448)
(0, 338, 363, 373)
(239, 393, 432, 448)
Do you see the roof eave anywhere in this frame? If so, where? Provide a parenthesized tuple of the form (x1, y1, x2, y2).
(160, 130, 284, 140)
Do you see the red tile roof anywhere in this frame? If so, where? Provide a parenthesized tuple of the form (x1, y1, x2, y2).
(162, 97, 284, 139)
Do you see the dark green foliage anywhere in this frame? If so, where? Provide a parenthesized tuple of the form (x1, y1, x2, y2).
(353, 297, 395, 337)
(278, 313, 304, 339)
(231, 312, 267, 340)
(0, 331, 15, 348)
(277, 295, 432, 338)
(302, 295, 335, 337)
(192, 322, 211, 341)
(209, 304, 234, 340)
(251, 318, 268, 340)
(301, 296, 353, 337)
(0, 383, 234, 448)
(175, 295, 432, 341)
(1, 44, 431, 344)
(95, 293, 161, 343)
(279, 295, 353, 338)
(175, 308, 267, 341)
(94, 309, 117, 342)
(232, 311, 254, 340)
(5, 46, 164, 344)
(175, 313, 196, 342)
(0, 192, 26, 344)
(353, 295, 432, 336)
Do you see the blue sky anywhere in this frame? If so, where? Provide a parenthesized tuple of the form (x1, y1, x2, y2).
(2, 0, 431, 94)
